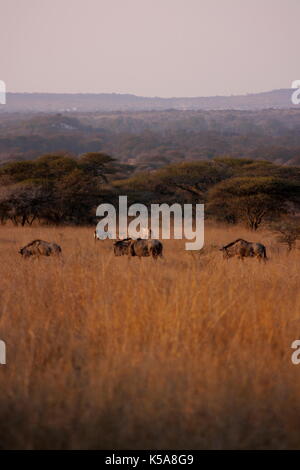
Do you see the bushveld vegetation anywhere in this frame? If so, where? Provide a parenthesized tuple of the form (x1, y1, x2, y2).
(0, 224, 299, 449)
(0, 154, 299, 229)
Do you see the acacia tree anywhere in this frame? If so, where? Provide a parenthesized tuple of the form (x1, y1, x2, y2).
(114, 160, 233, 207)
(0, 181, 53, 225)
(78, 152, 116, 183)
(0, 153, 118, 225)
(208, 176, 300, 230)
(270, 218, 300, 251)
(153, 161, 231, 201)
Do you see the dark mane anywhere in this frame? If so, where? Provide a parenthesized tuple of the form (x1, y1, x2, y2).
(114, 238, 132, 246)
(222, 238, 248, 249)
(21, 239, 43, 249)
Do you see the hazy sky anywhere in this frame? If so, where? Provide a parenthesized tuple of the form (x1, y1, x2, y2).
(1, 0, 299, 97)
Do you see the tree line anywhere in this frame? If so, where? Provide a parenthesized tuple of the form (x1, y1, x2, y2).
(0, 153, 299, 232)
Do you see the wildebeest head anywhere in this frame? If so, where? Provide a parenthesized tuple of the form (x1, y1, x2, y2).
(19, 247, 32, 258)
(219, 246, 231, 259)
(113, 238, 132, 256)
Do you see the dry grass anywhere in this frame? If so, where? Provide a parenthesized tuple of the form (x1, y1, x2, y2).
(0, 223, 300, 449)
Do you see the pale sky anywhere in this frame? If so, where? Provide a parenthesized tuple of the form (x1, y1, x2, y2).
(0, 0, 299, 97)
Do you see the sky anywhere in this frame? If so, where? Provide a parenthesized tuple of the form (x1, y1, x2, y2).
(0, 0, 299, 97)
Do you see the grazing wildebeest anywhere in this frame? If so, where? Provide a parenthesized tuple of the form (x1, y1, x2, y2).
(220, 238, 267, 261)
(113, 238, 132, 256)
(19, 240, 62, 258)
(129, 238, 163, 260)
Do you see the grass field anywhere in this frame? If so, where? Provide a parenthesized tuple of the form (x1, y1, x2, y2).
(0, 223, 299, 449)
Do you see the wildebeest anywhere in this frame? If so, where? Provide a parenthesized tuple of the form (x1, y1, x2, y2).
(113, 238, 163, 259)
(113, 238, 132, 256)
(129, 238, 163, 260)
(19, 240, 62, 258)
(220, 238, 267, 261)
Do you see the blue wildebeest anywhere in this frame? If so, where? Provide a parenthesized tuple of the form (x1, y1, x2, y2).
(220, 238, 267, 261)
(113, 238, 132, 256)
(129, 238, 163, 260)
(19, 240, 62, 258)
(113, 238, 163, 259)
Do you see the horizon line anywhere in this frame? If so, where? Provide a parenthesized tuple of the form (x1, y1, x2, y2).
(4, 87, 292, 100)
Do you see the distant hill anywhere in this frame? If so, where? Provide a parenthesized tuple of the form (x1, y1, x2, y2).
(1, 108, 300, 167)
(0, 89, 298, 113)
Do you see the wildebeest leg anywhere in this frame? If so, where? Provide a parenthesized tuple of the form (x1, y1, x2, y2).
(262, 247, 268, 262)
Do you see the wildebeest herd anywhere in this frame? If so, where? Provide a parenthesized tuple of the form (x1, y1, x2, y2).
(18, 233, 267, 262)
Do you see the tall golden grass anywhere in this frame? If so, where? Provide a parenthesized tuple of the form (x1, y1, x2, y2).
(0, 223, 299, 449)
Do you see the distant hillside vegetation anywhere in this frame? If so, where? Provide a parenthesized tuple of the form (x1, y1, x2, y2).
(0, 88, 297, 113)
(1, 109, 300, 168)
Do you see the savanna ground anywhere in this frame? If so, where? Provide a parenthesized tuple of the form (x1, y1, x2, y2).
(0, 223, 299, 449)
